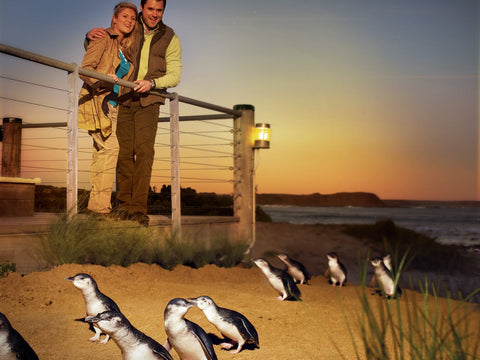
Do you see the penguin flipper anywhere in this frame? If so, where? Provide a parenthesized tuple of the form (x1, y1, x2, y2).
(281, 274, 301, 300)
(152, 346, 174, 360)
(220, 308, 259, 346)
(186, 319, 218, 360)
(238, 316, 259, 346)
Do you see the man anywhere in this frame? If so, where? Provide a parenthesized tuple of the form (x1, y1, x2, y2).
(88, 0, 182, 226)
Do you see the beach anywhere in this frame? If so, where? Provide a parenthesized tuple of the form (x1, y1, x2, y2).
(1, 222, 479, 359)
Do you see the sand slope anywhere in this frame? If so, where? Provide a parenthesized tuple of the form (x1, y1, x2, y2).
(1, 263, 479, 359)
(1, 222, 479, 359)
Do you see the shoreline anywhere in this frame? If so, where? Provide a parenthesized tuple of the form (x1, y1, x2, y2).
(254, 222, 480, 303)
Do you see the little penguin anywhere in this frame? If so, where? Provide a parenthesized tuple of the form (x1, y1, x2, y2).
(370, 257, 402, 298)
(252, 258, 302, 301)
(325, 252, 348, 287)
(275, 253, 310, 284)
(0, 312, 38, 360)
(370, 254, 392, 286)
(189, 296, 259, 353)
(85, 310, 173, 360)
(164, 298, 218, 360)
(65, 272, 121, 343)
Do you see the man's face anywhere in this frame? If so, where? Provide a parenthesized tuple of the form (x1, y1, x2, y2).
(141, 0, 164, 29)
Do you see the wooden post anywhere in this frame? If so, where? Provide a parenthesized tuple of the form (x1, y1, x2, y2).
(1, 117, 22, 177)
(170, 93, 182, 237)
(233, 104, 255, 243)
(66, 65, 79, 214)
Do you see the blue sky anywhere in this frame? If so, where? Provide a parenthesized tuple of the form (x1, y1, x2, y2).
(0, 0, 478, 200)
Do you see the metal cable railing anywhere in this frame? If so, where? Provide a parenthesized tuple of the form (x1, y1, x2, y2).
(1, 43, 255, 238)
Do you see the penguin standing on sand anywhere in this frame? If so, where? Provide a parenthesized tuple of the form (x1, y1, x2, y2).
(252, 258, 302, 301)
(164, 298, 218, 360)
(189, 296, 259, 353)
(85, 310, 173, 360)
(0, 312, 38, 360)
(65, 273, 121, 343)
(370, 254, 392, 286)
(325, 252, 348, 287)
(276, 253, 310, 284)
(370, 257, 402, 298)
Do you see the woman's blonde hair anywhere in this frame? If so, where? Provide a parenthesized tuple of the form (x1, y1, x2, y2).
(111, 2, 138, 51)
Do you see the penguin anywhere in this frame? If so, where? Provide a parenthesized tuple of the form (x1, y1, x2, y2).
(369, 254, 392, 287)
(0, 312, 38, 360)
(275, 253, 310, 284)
(189, 296, 259, 353)
(164, 298, 218, 360)
(65, 273, 121, 343)
(252, 258, 302, 301)
(325, 252, 348, 287)
(85, 310, 173, 360)
(370, 257, 402, 298)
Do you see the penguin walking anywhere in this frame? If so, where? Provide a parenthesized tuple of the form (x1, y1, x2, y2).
(164, 298, 218, 360)
(325, 252, 348, 287)
(252, 258, 302, 301)
(189, 296, 259, 353)
(85, 310, 173, 360)
(65, 273, 121, 343)
(276, 253, 310, 284)
(370, 257, 402, 298)
(0, 312, 38, 360)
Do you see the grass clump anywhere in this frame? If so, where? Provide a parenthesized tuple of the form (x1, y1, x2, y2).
(37, 213, 248, 270)
(0, 261, 16, 277)
(342, 252, 480, 360)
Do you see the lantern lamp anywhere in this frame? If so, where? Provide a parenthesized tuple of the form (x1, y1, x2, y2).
(253, 123, 271, 149)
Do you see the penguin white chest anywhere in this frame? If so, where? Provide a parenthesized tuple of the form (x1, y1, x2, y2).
(376, 271, 395, 295)
(329, 263, 345, 282)
(122, 343, 156, 360)
(266, 274, 285, 294)
(0, 332, 15, 360)
(166, 321, 207, 360)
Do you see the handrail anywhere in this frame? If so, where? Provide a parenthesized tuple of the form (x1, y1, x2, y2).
(0, 43, 242, 117)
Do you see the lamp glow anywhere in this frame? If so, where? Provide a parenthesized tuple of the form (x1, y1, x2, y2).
(253, 123, 271, 149)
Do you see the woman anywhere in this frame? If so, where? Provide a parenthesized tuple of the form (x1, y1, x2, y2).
(78, 2, 138, 217)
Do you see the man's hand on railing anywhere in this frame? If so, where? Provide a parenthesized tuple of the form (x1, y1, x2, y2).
(134, 79, 155, 93)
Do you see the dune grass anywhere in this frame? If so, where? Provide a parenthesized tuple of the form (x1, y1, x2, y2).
(340, 251, 480, 360)
(37, 213, 249, 270)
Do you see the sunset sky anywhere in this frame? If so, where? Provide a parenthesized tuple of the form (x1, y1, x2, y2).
(0, 0, 478, 201)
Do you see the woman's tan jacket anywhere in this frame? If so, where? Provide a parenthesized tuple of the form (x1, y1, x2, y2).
(78, 27, 135, 137)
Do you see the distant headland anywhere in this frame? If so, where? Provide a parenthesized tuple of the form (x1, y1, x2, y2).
(256, 192, 480, 208)
(256, 192, 385, 207)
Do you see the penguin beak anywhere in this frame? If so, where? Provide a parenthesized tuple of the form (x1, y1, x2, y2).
(187, 298, 197, 304)
(65, 277, 74, 281)
(85, 315, 100, 323)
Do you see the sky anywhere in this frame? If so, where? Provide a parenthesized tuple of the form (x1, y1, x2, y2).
(0, 0, 478, 201)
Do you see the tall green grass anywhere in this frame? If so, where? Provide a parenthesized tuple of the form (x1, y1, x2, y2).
(343, 251, 480, 360)
(37, 214, 249, 269)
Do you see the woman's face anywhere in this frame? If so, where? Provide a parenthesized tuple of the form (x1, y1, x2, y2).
(113, 8, 136, 35)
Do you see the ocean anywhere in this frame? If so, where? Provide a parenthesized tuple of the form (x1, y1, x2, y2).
(260, 205, 480, 247)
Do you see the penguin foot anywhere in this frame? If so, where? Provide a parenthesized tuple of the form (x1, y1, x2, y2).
(89, 334, 101, 342)
(99, 335, 110, 344)
(220, 342, 234, 350)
